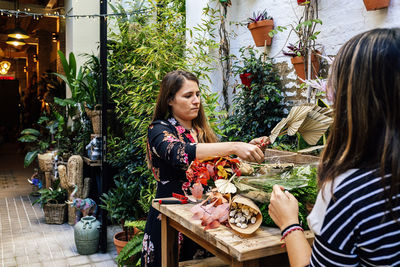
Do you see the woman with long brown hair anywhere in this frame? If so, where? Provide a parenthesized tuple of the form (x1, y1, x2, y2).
(141, 70, 264, 266)
(267, 28, 400, 266)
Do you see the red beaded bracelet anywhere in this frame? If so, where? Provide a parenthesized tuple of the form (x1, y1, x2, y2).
(280, 226, 304, 241)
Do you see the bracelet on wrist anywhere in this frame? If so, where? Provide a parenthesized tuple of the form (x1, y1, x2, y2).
(280, 223, 302, 236)
(280, 225, 304, 241)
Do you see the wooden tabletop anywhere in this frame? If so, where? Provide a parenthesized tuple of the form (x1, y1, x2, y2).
(153, 200, 314, 262)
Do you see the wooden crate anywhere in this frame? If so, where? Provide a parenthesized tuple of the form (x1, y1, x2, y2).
(264, 149, 320, 165)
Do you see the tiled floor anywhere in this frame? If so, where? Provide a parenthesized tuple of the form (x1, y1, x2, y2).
(0, 143, 119, 267)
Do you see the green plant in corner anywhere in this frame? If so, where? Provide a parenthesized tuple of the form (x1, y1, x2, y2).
(116, 220, 146, 267)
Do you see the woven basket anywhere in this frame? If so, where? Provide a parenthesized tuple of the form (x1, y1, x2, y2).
(43, 201, 67, 224)
(85, 105, 102, 135)
(38, 152, 54, 172)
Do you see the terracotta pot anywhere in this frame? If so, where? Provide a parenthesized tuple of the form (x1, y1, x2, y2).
(247, 19, 274, 47)
(290, 53, 320, 81)
(113, 229, 139, 255)
(297, 0, 307, 5)
(363, 0, 390, 11)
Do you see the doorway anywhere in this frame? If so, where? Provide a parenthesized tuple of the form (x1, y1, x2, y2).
(0, 79, 20, 142)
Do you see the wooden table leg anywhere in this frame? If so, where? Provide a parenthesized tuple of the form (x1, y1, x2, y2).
(161, 214, 178, 267)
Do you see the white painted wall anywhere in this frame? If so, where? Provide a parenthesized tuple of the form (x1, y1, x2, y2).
(64, 0, 100, 98)
(186, 0, 400, 105)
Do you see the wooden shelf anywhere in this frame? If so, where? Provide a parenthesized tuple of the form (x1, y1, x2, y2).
(83, 157, 102, 167)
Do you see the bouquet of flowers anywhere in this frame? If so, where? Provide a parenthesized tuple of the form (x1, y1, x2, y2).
(183, 156, 242, 200)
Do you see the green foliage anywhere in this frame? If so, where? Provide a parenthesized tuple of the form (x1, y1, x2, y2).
(99, 176, 144, 226)
(138, 178, 157, 214)
(259, 165, 318, 230)
(105, 0, 222, 221)
(221, 46, 285, 142)
(32, 180, 67, 208)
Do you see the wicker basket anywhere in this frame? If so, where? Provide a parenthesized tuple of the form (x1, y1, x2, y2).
(43, 201, 67, 224)
(85, 105, 102, 135)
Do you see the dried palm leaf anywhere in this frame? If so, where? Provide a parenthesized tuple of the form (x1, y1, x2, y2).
(269, 117, 288, 144)
(286, 105, 314, 135)
(298, 113, 333, 145)
(297, 145, 325, 154)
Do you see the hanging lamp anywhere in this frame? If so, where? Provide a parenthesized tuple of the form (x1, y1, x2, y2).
(6, 37, 25, 46)
(7, 0, 29, 39)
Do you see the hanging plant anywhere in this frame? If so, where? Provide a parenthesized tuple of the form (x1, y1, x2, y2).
(247, 9, 274, 47)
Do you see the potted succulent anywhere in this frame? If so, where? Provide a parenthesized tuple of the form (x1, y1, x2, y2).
(363, 0, 390, 11)
(283, 43, 320, 81)
(32, 180, 68, 224)
(247, 9, 274, 47)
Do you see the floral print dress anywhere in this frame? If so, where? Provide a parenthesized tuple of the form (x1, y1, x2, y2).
(141, 118, 199, 267)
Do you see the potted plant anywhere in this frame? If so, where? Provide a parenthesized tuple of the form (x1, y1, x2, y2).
(54, 51, 101, 135)
(269, 2, 322, 89)
(115, 220, 146, 266)
(239, 73, 252, 88)
(247, 9, 274, 47)
(283, 43, 320, 81)
(32, 180, 68, 224)
(19, 113, 61, 169)
(363, 0, 390, 11)
(100, 177, 142, 254)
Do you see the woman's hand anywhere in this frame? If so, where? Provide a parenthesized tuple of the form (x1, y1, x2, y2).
(234, 142, 264, 163)
(249, 136, 270, 152)
(268, 185, 300, 231)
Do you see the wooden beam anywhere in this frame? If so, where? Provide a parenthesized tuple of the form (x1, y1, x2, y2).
(46, 0, 58, 9)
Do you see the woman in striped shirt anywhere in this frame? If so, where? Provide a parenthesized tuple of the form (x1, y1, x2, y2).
(268, 28, 400, 266)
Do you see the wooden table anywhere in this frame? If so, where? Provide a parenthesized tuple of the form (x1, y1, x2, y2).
(152, 199, 314, 267)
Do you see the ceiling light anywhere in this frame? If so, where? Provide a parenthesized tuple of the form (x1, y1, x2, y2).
(0, 61, 11, 75)
(6, 37, 25, 46)
(8, 27, 30, 39)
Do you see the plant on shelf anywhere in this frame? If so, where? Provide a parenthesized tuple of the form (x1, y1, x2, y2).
(221, 46, 285, 143)
(247, 9, 274, 47)
(19, 109, 68, 168)
(115, 220, 146, 266)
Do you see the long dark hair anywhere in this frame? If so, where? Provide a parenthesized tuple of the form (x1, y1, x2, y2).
(319, 28, 400, 216)
(152, 70, 218, 143)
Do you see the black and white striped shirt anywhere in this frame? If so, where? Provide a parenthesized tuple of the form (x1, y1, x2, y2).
(307, 169, 400, 266)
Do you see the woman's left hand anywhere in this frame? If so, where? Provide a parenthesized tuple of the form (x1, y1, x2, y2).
(268, 185, 300, 231)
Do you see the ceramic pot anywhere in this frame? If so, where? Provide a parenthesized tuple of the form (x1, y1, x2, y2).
(74, 216, 101, 255)
(363, 0, 390, 11)
(247, 19, 274, 47)
(113, 229, 137, 254)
